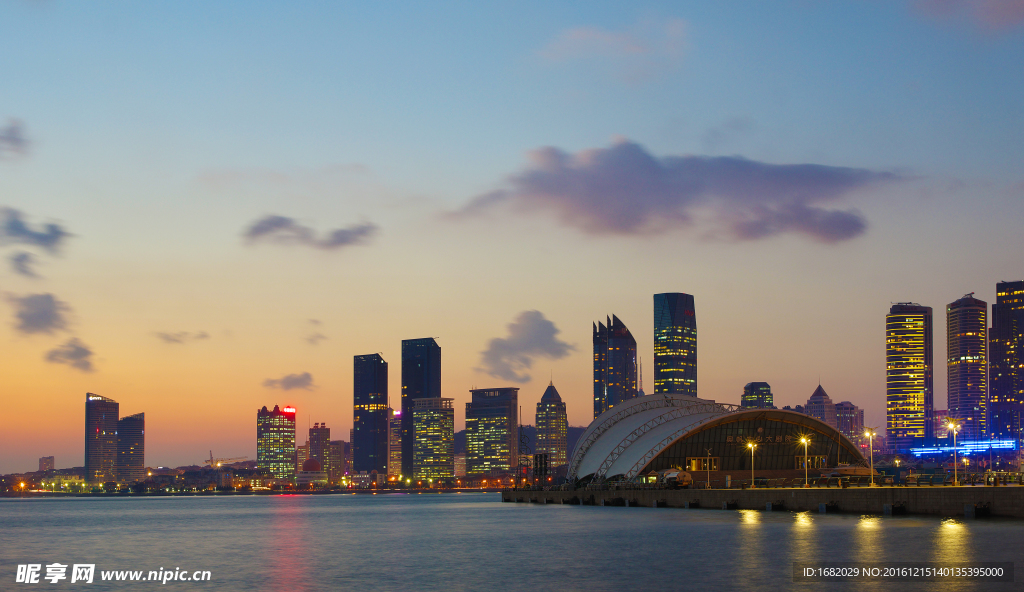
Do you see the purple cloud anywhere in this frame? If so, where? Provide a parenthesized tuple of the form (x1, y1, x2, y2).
(10, 251, 40, 278)
(453, 139, 903, 243)
(263, 372, 315, 391)
(478, 310, 574, 383)
(155, 331, 210, 344)
(243, 215, 378, 250)
(914, 0, 1024, 33)
(1, 208, 72, 253)
(45, 338, 95, 372)
(9, 293, 70, 334)
(538, 19, 687, 82)
(0, 119, 28, 156)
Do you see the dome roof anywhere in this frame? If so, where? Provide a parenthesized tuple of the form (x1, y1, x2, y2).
(540, 381, 562, 403)
(302, 458, 322, 472)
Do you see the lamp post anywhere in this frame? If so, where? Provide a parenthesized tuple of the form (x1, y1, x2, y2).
(748, 442, 757, 489)
(800, 437, 809, 487)
(864, 429, 876, 486)
(947, 421, 960, 486)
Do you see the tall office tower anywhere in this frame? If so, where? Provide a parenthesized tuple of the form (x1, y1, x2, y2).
(296, 441, 309, 471)
(401, 338, 441, 476)
(85, 393, 119, 483)
(388, 409, 402, 476)
(834, 401, 865, 444)
(741, 382, 774, 409)
(990, 281, 1024, 442)
(327, 440, 346, 483)
(535, 382, 568, 468)
(412, 397, 454, 480)
(886, 303, 934, 452)
(465, 387, 519, 475)
(308, 423, 331, 477)
(39, 456, 55, 472)
(947, 294, 988, 441)
(654, 293, 697, 396)
(353, 353, 389, 474)
(116, 413, 145, 483)
(256, 404, 297, 480)
(592, 315, 638, 419)
(804, 385, 838, 429)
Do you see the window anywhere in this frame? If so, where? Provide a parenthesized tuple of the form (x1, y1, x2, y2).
(687, 457, 719, 471)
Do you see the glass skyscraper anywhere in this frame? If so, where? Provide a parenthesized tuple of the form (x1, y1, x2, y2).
(116, 412, 145, 483)
(412, 397, 454, 480)
(85, 393, 119, 484)
(535, 382, 568, 468)
(308, 423, 331, 477)
(465, 387, 518, 475)
(741, 382, 773, 409)
(947, 293, 988, 441)
(256, 404, 297, 480)
(593, 315, 637, 419)
(990, 280, 1024, 443)
(401, 338, 441, 476)
(886, 303, 934, 452)
(353, 353, 388, 474)
(654, 293, 697, 396)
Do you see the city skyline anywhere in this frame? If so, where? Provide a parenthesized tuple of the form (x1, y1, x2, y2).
(3, 2, 1024, 473)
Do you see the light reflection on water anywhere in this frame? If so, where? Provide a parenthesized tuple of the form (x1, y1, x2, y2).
(1, 494, 1020, 592)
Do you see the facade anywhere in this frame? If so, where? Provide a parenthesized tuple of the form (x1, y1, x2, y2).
(834, 401, 864, 445)
(593, 315, 638, 419)
(535, 382, 569, 468)
(804, 385, 838, 429)
(85, 393, 119, 483)
(388, 409, 402, 477)
(653, 293, 697, 396)
(308, 423, 331, 477)
(327, 440, 346, 483)
(401, 338, 441, 476)
(989, 281, 1024, 442)
(886, 303, 934, 452)
(116, 413, 145, 483)
(741, 382, 774, 409)
(454, 452, 466, 477)
(38, 456, 55, 472)
(256, 404, 297, 480)
(947, 294, 988, 441)
(412, 397, 454, 480)
(465, 387, 519, 475)
(353, 353, 389, 474)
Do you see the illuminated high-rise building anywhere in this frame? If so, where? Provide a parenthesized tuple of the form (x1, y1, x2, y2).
(116, 413, 145, 483)
(353, 353, 389, 474)
(38, 456, 54, 473)
(593, 315, 637, 419)
(654, 293, 697, 396)
(327, 440, 346, 483)
(412, 397, 454, 480)
(308, 423, 331, 477)
(465, 387, 519, 475)
(388, 408, 402, 477)
(947, 293, 987, 441)
(804, 385, 838, 429)
(886, 303, 934, 452)
(85, 393, 119, 484)
(741, 382, 774, 409)
(990, 280, 1024, 443)
(535, 381, 568, 468)
(256, 404, 297, 480)
(401, 338, 441, 476)
(834, 401, 864, 445)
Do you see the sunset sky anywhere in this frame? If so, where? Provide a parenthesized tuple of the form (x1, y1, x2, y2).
(2, 1, 1023, 473)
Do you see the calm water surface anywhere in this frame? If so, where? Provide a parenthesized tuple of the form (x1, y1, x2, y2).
(2, 492, 1022, 591)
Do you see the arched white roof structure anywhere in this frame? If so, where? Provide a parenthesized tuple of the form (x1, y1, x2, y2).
(568, 394, 739, 482)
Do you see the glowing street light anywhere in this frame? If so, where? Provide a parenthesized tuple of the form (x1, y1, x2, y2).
(947, 420, 961, 486)
(864, 429, 876, 486)
(747, 442, 757, 488)
(800, 437, 810, 487)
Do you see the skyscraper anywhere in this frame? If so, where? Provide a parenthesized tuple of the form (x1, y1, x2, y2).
(256, 404, 297, 480)
(741, 382, 774, 409)
(85, 393, 119, 484)
(593, 315, 637, 419)
(990, 280, 1024, 443)
(38, 456, 54, 473)
(947, 293, 988, 441)
(465, 387, 519, 475)
(308, 423, 331, 477)
(834, 401, 865, 445)
(327, 440, 346, 484)
(388, 408, 402, 477)
(401, 338, 441, 476)
(535, 381, 568, 468)
(654, 293, 697, 396)
(886, 303, 934, 452)
(804, 385, 838, 429)
(353, 353, 389, 474)
(412, 397, 454, 480)
(116, 412, 145, 483)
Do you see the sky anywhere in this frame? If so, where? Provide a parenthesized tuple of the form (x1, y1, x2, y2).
(1, 1, 1023, 473)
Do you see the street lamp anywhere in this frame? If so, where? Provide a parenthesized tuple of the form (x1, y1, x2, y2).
(800, 437, 810, 487)
(864, 429, 876, 486)
(947, 421, 961, 486)
(747, 442, 756, 488)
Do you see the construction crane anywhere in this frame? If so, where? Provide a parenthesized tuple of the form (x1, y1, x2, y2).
(203, 451, 248, 468)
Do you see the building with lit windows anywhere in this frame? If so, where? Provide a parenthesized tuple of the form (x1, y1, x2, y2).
(116, 413, 145, 483)
(593, 315, 638, 419)
(741, 382, 774, 409)
(535, 382, 569, 468)
(327, 440, 346, 483)
(654, 293, 697, 396)
(947, 294, 988, 441)
(38, 456, 54, 472)
(834, 401, 864, 446)
(466, 387, 519, 475)
(256, 404, 297, 480)
(990, 280, 1024, 443)
(402, 338, 441, 476)
(388, 408, 402, 476)
(886, 303, 934, 452)
(85, 393, 119, 483)
(308, 423, 331, 477)
(412, 397, 454, 480)
(353, 353, 389, 473)
(804, 385, 838, 429)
